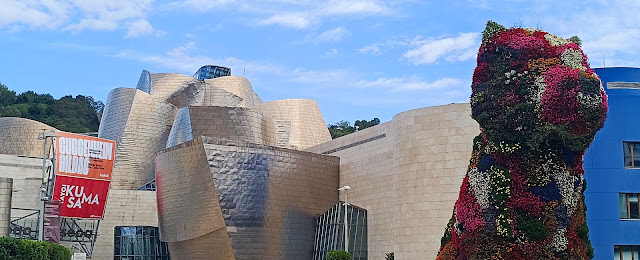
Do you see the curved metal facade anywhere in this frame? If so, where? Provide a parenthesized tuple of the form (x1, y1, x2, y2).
(165, 79, 243, 108)
(254, 99, 332, 150)
(204, 76, 262, 107)
(155, 136, 340, 260)
(98, 88, 177, 189)
(0, 117, 58, 157)
(149, 73, 194, 101)
(136, 69, 152, 94)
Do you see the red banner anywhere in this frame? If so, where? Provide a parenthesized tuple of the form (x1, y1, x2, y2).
(52, 176, 111, 219)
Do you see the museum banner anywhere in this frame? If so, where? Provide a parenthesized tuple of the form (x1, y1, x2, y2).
(52, 175, 111, 219)
(55, 132, 115, 181)
(53, 132, 115, 219)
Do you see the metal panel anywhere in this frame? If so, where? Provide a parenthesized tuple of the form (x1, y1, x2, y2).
(99, 88, 177, 189)
(155, 136, 340, 260)
(0, 117, 57, 157)
(253, 99, 332, 150)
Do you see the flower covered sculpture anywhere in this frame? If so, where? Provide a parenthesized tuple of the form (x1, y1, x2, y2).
(436, 21, 608, 260)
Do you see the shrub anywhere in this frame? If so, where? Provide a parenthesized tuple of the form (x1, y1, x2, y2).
(0, 237, 71, 260)
(326, 250, 351, 260)
(45, 242, 72, 260)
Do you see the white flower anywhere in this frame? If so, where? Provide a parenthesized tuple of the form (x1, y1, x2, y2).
(551, 228, 568, 252)
(561, 49, 586, 71)
(468, 168, 493, 209)
(545, 34, 568, 47)
(552, 168, 581, 216)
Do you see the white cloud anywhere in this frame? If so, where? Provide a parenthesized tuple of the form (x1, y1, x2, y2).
(403, 32, 480, 65)
(63, 0, 153, 32)
(359, 44, 382, 55)
(326, 48, 339, 55)
(125, 19, 161, 38)
(258, 12, 312, 29)
(355, 77, 465, 92)
(318, 27, 349, 41)
(0, 0, 71, 29)
(321, 0, 390, 15)
(116, 42, 278, 74)
(0, 0, 157, 37)
(162, 0, 236, 12)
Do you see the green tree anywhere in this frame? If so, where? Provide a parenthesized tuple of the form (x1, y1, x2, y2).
(0, 84, 101, 133)
(0, 83, 16, 107)
(328, 118, 381, 139)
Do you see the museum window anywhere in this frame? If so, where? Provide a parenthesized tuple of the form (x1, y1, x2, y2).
(114, 226, 171, 260)
(623, 142, 640, 168)
(620, 193, 640, 219)
(615, 245, 640, 260)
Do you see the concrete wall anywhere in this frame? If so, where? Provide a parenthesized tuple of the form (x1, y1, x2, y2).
(0, 154, 45, 219)
(92, 190, 159, 259)
(306, 103, 479, 259)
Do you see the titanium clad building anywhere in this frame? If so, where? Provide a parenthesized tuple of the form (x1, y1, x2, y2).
(155, 137, 339, 259)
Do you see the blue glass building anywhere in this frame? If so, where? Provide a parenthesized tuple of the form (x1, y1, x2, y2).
(585, 67, 640, 260)
(193, 65, 231, 80)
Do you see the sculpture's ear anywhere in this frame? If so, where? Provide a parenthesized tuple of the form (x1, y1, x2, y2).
(482, 20, 506, 42)
(568, 36, 582, 46)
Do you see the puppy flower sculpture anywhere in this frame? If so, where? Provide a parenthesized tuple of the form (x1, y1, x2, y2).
(436, 21, 608, 260)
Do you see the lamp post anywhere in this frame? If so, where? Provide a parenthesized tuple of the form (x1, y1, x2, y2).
(37, 130, 59, 241)
(338, 185, 351, 253)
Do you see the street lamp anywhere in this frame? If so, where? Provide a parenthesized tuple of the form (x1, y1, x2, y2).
(37, 130, 59, 241)
(338, 185, 351, 253)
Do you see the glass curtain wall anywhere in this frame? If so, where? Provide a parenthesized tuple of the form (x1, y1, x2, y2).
(193, 65, 231, 80)
(114, 226, 171, 260)
(314, 202, 367, 260)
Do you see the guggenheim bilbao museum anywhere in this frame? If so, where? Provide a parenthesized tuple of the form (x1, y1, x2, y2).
(0, 64, 637, 260)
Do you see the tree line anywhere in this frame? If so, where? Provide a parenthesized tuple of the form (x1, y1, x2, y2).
(328, 118, 381, 139)
(0, 83, 103, 133)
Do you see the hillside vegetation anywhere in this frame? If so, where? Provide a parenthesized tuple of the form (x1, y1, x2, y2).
(0, 83, 102, 133)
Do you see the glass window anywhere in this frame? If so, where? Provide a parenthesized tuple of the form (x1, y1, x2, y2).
(623, 245, 633, 260)
(621, 194, 629, 219)
(114, 226, 170, 259)
(624, 142, 640, 168)
(620, 193, 640, 219)
(631, 194, 640, 219)
(614, 245, 640, 260)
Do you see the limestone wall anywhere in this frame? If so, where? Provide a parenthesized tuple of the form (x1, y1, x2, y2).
(306, 103, 480, 259)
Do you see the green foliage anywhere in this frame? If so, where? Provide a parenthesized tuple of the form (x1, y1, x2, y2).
(518, 217, 548, 241)
(45, 242, 72, 260)
(326, 250, 351, 260)
(0, 237, 71, 260)
(568, 36, 582, 46)
(482, 20, 506, 42)
(385, 252, 394, 260)
(328, 118, 381, 139)
(0, 83, 101, 133)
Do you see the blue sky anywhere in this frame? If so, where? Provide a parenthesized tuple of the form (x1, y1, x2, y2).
(1, 0, 639, 125)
